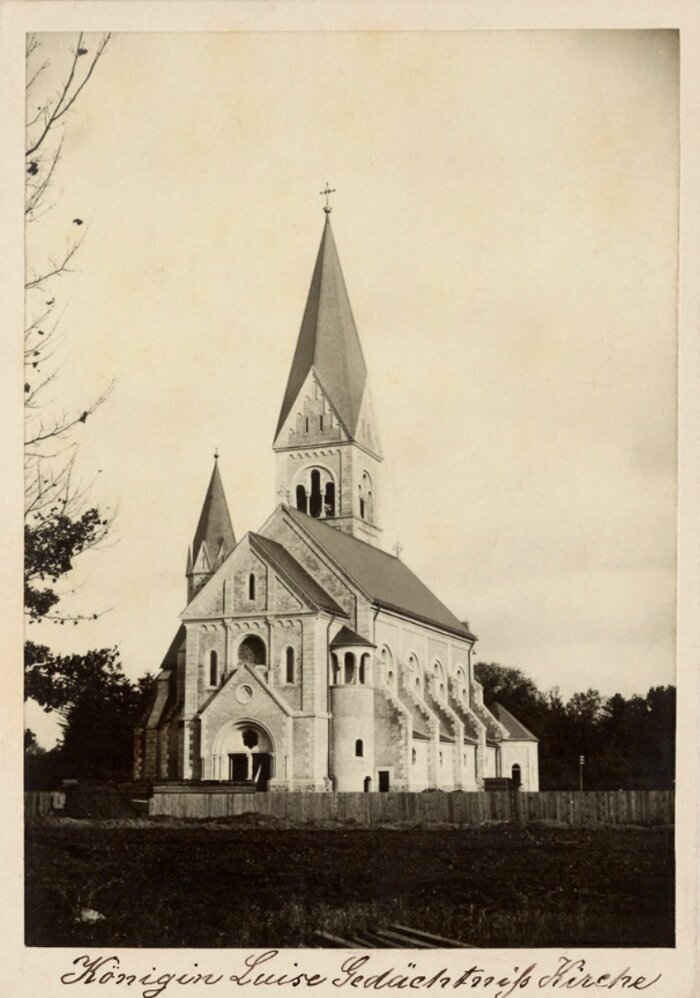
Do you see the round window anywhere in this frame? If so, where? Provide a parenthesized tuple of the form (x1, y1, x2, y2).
(236, 683, 254, 705)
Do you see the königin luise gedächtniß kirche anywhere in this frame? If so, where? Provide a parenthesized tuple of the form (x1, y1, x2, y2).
(134, 199, 539, 792)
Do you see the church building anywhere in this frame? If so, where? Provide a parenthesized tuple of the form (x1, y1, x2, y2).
(133, 203, 539, 792)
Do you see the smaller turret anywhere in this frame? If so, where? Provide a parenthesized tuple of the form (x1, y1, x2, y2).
(186, 455, 236, 602)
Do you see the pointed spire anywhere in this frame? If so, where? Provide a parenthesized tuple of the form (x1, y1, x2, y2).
(274, 217, 368, 442)
(191, 458, 236, 570)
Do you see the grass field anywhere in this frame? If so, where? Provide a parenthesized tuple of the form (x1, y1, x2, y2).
(25, 817, 674, 948)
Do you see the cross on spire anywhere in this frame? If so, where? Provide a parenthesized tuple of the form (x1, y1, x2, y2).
(320, 183, 336, 214)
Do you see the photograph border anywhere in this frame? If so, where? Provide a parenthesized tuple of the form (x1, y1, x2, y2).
(2, 1, 698, 995)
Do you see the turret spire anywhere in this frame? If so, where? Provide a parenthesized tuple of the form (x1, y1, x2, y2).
(187, 458, 236, 600)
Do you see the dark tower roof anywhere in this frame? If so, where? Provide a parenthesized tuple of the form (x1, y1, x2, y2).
(191, 459, 236, 567)
(275, 217, 368, 441)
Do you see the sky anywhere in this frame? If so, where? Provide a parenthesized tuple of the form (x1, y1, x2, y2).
(24, 30, 679, 745)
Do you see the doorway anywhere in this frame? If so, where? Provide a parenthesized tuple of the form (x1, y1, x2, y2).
(228, 751, 272, 790)
(377, 770, 390, 792)
(229, 753, 248, 781)
(219, 722, 274, 790)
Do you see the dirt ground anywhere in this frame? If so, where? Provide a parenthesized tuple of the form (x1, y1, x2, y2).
(25, 817, 674, 948)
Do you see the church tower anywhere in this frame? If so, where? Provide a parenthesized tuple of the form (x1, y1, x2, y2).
(273, 204, 383, 547)
(186, 456, 236, 601)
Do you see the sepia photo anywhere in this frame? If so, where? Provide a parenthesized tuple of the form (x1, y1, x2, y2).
(5, 7, 696, 992)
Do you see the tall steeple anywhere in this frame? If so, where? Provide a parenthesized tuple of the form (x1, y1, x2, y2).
(274, 204, 383, 547)
(186, 455, 236, 600)
(274, 217, 370, 444)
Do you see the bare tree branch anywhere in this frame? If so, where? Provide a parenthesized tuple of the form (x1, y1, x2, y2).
(26, 33, 111, 158)
(25, 138, 63, 218)
(25, 381, 114, 448)
(24, 31, 116, 670)
(25, 237, 82, 289)
(26, 58, 49, 93)
(26, 608, 114, 624)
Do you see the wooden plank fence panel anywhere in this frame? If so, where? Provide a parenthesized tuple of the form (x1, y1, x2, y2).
(60, 789, 675, 826)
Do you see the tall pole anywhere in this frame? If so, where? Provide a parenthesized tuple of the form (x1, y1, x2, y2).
(579, 754, 585, 792)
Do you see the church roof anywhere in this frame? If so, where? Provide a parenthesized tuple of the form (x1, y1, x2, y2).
(160, 624, 186, 670)
(192, 460, 236, 567)
(250, 533, 345, 616)
(490, 702, 538, 741)
(275, 218, 368, 441)
(286, 507, 474, 640)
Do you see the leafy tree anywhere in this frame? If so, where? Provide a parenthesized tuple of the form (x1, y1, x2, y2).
(473, 661, 542, 714)
(24, 729, 43, 755)
(58, 671, 155, 781)
(25, 647, 155, 786)
(475, 661, 675, 791)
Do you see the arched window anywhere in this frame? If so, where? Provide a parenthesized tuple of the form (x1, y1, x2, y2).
(359, 653, 370, 684)
(363, 776, 371, 792)
(344, 651, 355, 685)
(330, 652, 340, 685)
(455, 666, 467, 702)
(248, 573, 256, 600)
(296, 467, 336, 519)
(355, 739, 364, 758)
(324, 480, 335, 517)
(511, 764, 522, 787)
(238, 634, 266, 666)
(433, 660, 446, 699)
(408, 654, 422, 694)
(359, 471, 374, 523)
(319, 414, 324, 431)
(439, 751, 444, 766)
(412, 748, 417, 765)
(309, 469, 322, 517)
(209, 650, 218, 687)
(381, 647, 396, 692)
(285, 647, 295, 684)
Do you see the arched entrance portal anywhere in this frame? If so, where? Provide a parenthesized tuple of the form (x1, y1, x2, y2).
(214, 721, 274, 790)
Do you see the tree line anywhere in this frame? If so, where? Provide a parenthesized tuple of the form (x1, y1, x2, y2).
(475, 662, 675, 791)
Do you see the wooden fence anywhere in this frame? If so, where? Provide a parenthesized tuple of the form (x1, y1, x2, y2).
(148, 789, 674, 826)
(24, 791, 66, 819)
